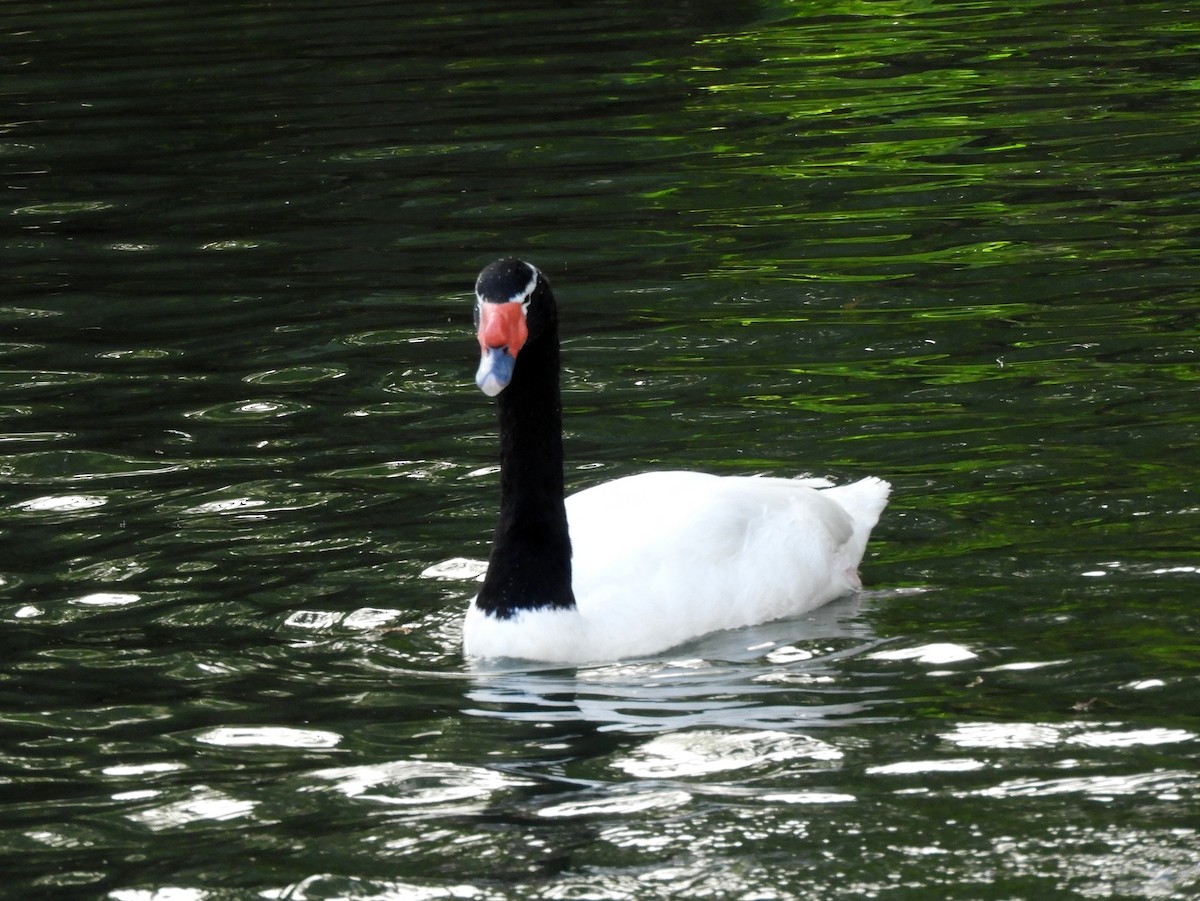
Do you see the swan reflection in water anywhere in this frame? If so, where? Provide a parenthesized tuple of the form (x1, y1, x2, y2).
(462, 591, 901, 735)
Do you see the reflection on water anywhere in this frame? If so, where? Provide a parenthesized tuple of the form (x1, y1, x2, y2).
(465, 593, 890, 733)
(3, 0, 1199, 898)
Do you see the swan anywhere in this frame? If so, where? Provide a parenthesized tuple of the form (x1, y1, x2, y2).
(462, 258, 890, 664)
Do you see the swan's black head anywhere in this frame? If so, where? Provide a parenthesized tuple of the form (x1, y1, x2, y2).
(474, 258, 555, 396)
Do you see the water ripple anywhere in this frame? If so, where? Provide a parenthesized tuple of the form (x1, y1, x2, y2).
(3, 0, 1198, 898)
(612, 729, 842, 779)
(194, 726, 342, 750)
(305, 761, 532, 811)
(0, 450, 187, 484)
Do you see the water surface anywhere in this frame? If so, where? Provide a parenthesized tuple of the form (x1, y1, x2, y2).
(2, 1, 1198, 898)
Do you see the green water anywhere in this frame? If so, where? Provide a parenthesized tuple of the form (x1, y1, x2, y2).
(2, 0, 1198, 898)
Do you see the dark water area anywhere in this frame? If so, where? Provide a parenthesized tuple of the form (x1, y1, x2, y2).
(2, 1, 1198, 898)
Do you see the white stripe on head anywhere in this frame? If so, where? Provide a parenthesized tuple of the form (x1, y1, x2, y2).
(476, 262, 540, 310)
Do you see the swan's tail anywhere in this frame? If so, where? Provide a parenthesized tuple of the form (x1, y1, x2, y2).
(825, 476, 891, 528)
(823, 476, 891, 590)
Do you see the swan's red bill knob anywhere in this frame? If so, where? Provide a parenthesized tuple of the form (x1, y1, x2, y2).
(475, 301, 528, 396)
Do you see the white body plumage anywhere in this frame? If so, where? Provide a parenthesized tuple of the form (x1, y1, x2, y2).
(464, 471, 890, 664)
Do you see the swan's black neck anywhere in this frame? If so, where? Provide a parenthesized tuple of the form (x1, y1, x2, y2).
(476, 317, 575, 619)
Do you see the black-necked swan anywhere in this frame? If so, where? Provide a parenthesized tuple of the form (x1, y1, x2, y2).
(463, 258, 890, 664)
